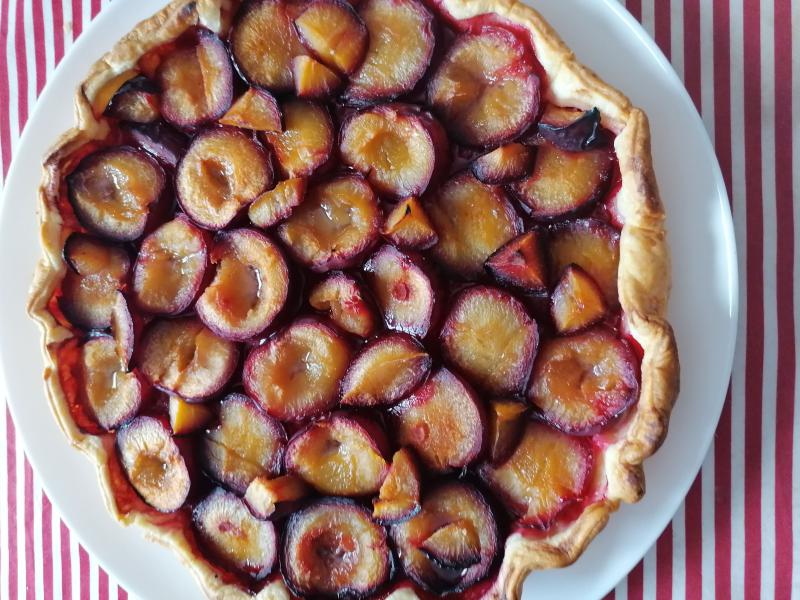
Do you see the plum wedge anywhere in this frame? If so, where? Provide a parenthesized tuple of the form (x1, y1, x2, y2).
(218, 88, 282, 132)
(285, 412, 389, 495)
(486, 399, 527, 465)
(116, 416, 190, 512)
(262, 100, 334, 178)
(484, 230, 548, 294)
(244, 318, 351, 421)
(248, 178, 307, 229)
(278, 175, 380, 272)
(244, 474, 311, 519)
(372, 448, 421, 524)
(81, 335, 141, 431)
(389, 367, 484, 472)
(105, 75, 160, 124)
(193, 488, 278, 580)
(340, 104, 448, 198)
(428, 28, 539, 147)
(308, 272, 378, 338)
(283, 499, 390, 597)
(440, 285, 538, 395)
(293, 0, 368, 74)
(203, 393, 287, 494)
(169, 395, 213, 435)
(132, 215, 207, 315)
(67, 147, 165, 242)
(537, 106, 609, 152)
(176, 128, 273, 230)
(479, 421, 591, 528)
(428, 172, 522, 278)
(381, 196, 438, 250)
(471, 143, 535, 185)
(123, 121, 188, 168)
(551, 264, 608, 334)
(529, 326, 639, 435)
(138, 317, 239, 400)
(340, 333, 431, 406)
(291, 56, 342, 99)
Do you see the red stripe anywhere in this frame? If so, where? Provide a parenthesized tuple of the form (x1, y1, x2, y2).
(71, 0, 82, 39)
(24, 461, 36, 600)
(6, 408, 18, 600)
(118, 587, 128, 600)
(603, 591, 615, 600)
(52, 0, 65, 63)
(60, 522, 72, 600)
(42, 494, 53, 600)
(773, 0, 796, 596)
(684, 475, 703, 599)
(90, 0, 100, 18)
(79, 546, 90, 599)
(715, 391, 733, 599)
(31, 0, 45, 95)
(627, 561, 644, 600)
(712, 0, 732, 195)
(99, 567, 109, 600)
(625, 0, 642, 21)
(655, 523, 673, 600)
(14, 0, 28, 128)
(654, 0, 671, 57)
(682, 0, 701, 108)
(0, 0, 12, 177)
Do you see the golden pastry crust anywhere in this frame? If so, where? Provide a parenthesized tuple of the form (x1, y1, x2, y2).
(27, 0, 679, 598)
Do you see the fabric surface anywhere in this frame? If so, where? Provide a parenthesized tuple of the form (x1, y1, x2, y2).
(0, 0, 796, 598)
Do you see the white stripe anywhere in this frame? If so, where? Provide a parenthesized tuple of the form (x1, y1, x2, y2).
(791, 1, 800, 597)
(42, 0, 56, 81)
(670, 0, 684, 81)
(63, 0, 74, 48)
(0, 407, 9, 600)
(641, 0, 655, 38)
(701, 449, 716, 599)
(69, 533, 79, 600)
(15, 425, 26, 599)
(82, 0, 91, 38)
(642, 544, 656, 599)
(699, 0, 715, 137)
(22, 0, 35, 112)
(52, 512, 62, 600)
(33, 481, 44, 600)
(90, 552, 99, 600)
(672, 503, 687, 600)
(6, 0, 19, 147)
(615, 570, 628, 599)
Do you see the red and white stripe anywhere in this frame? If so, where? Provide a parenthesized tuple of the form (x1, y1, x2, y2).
(0, 1, 796, 599)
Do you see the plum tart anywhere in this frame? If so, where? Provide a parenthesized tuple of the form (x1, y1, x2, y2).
(29, 0, 678, 598)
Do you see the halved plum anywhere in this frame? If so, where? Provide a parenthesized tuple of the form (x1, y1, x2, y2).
(157, 29, 233, 128)
(427, 28, 539, 147)
(218, 88, 282, 133)
(479, 421, 591, 528)
(373, 447, 421, 524)
(381, 196, 438, 250)
(390, 481, 497, 592)
(67, 147, 165, 241)
(105, 75, 160, 124)
(81, 335, 141, 431)
(340, 333, 431, 407)
(308, 272, 378, 338)
(486, 399, 527, 465)
(528, 326, 639, 435)
(285, 412, 389, 496)
(551, 264, 608, 334)
(389, 368, 484, 472)
(248, 178, 307, 229)
(196, 229, 289, 341)
(203, 393, 287, 494)
(484, 230, 548, 294)
(132, 215, 208, 315)
(364, 244, 438, 338)
(427, 172, 522, 278)
(60, 233, 131, 330)
(278, 175, 380, 272)
(110, 292, 135, 367)
(293, 0, 368, 75)
(549, 218, 620, 306)
(292, 55, 343, 99)
(169, 395, 213, 435)
(345, 0, 435, 104)
(537, 106, 610, 152)
(176, 128, 273, 230)
(116, 416, 190, 512)
(471, 143, 535, 185)
(284, 499, 390, 597)
(124, 121, 188, 168)
(262, 100, 334, 178)
(440, 285, 538, 395)
(138, 317, 239, 400)
(245, 474, 311, 519)
(243, 318, 351, 421)
(193, 487, 278, 580)
(340, 104, 448, 198)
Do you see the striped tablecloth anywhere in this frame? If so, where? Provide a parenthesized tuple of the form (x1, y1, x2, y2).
(0, 1, 796, 598)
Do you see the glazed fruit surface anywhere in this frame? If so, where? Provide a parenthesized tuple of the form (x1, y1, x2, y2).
(46, 0, 642, 597)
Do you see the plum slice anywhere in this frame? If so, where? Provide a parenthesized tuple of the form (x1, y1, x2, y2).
(511, 141, 614, 220)
(243, 318, 351, 421)
(340, 333, 431, 407)
(248, 177, 307, 229)
(157, 29, 233, 128)
(364, 244, 438, 338)
(132, 215, 208, 315)
(471, 143, 535, 185)
(340, 104, 448, 198)
(244, 474, 311, 519)
(549, 218, 620, 306)
(218, 88, 282, 133)
(176, 128, 273, 230)
(381, 196, 438, 250)
(428, 172, 522, 278)
(262, 100, 333, 178)
(138, 317, 239, 400)
(60, 233, 130, 330)
(203, 393, 287, 494)
(551, 264, 608, 334)
(230, 0, 307, 92)
(372, 448, 421, 524)
(484, 230, 548, 294)
(285, 413, 389, 496)
(440, 285, 538, 395)
(479, 421, 591, 528)
(292, 55, 342, 99)
(169, 395, 213, 435)
(427, 28, 539, 147)
(293, 0, 368, 75)
(391, 481, 497, 592)
(537, 106, 610, 152)
(528, 326, 639, 435)
(193, 488, 278, 580)
(105, 75, 160, 124)
(389, 368, 484, 472)
(124, 121, 188, 168)
(110, 292, 135, 367)
(116, 416, 190, 512)
(278, 175, 380, 272)
(67, 147, 165, 242)
(308, 272, 377, 338)
(345, 0, 435, 104)
(81, 335, 141, 431)
(284, 499, 390, 597)
(196, 229, 289, 341)
(486, 399, 527, 465)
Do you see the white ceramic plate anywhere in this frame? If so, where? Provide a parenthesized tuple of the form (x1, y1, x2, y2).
(0, 0, 737, 598)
